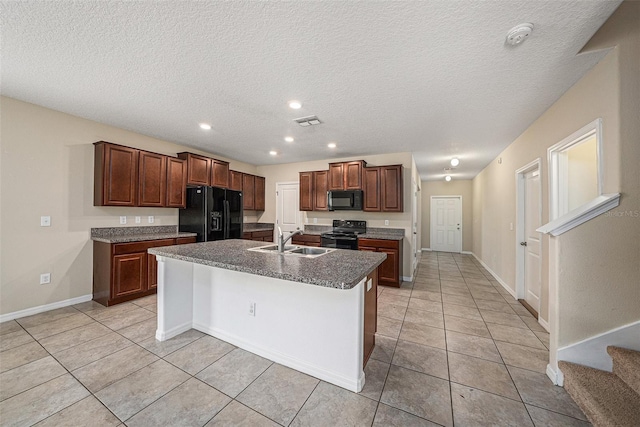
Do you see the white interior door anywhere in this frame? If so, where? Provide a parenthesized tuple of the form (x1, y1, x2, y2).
(430, 197, 462, 253)
(276, 182, 301, 240)
(523, 170, 542, 313)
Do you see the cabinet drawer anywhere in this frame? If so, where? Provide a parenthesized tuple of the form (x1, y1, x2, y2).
(251, 230, 273, 239)
(358, 238, 400, 250)
(292, 234, 321, 245)
(113, 239, 176, 255)
(176, 237, 196, 245)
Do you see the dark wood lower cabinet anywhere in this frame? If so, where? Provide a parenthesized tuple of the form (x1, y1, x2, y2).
(358, 238, 403, 287)
(363, 268, 378, 366)
(291, 234, 322, 247)
(93, 236, 196, 306)
(242, 230, 274, 242)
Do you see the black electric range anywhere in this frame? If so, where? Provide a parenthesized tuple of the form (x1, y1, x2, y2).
(320, 220, 366, 250)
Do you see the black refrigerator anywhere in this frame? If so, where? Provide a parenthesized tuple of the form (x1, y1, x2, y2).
(179, 186, 243, 242)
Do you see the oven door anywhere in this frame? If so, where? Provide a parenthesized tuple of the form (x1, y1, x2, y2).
(321, 236, 358, 250)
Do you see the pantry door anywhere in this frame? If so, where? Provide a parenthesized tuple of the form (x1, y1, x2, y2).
(276, 182, 301, 240)
(430, 196, 462, 253)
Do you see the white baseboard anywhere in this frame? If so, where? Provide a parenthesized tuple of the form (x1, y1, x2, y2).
(469, 252, 517, 299)
(402, 276, 413, 282)
(0, 294, 93, 323)
(538, 317, 550, 332)
(156, 322, 192, 341)
(557, 320, 640, 372)
(421, 248, 432, 252)
(547, 364, 563, 386)
(461, 251, 473, 255)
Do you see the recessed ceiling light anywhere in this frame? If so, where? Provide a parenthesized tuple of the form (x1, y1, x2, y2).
(450, 158, 460, 167)
(269, 150, 278, 156)
(199, 123, 211, 130)
(288, 101, 302, 110)
(284, 136, 294, 143)
(445, 175, 452, 182)
(327, 142, 337, 148)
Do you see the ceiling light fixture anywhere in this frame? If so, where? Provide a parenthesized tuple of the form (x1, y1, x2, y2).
(445, 175, 452, 182)
(269, 150, 278, 156)
(199, 123, 212, 130)
(284, 136, 294, 143)
(506, 23, 534, 46)
(294, 115, 322, 127)
(450, 158, 460, 167)
(288, 101, 302, 110)
(327, 142, 337, 148)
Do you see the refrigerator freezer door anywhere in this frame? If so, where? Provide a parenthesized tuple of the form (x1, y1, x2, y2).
(179, 187, 208, 242)
(207, 187, 226, 241)
(226, 189, 243, 239)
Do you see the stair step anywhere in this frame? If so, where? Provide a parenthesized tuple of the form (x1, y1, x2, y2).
(559, 361, 640, 427)
(608, 346, 640, 395)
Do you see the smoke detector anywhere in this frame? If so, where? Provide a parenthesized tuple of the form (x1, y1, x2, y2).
(506, 23, 533, 46)
(294, 115, 322, 127)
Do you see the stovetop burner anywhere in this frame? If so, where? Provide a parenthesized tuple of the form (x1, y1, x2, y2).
(330, 219, 367, 235)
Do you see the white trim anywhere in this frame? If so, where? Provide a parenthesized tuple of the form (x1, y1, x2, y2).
(155, 321, 192, 341)
(429, 195, 463, 253)
(469, 252, 517, 299)
(402, 276, 413, 282)
(421, 248, 432, 252)
(556, 320, 640, 372)
(538, 317, 550, 332)
(547, 364, 563, 386)
(537, 193, 620, 236)
(0, 294, 93, 323)
(461, 251, 473, 255)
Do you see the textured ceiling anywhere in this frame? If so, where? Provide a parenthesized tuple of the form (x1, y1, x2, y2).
(1, 1, 620, 180)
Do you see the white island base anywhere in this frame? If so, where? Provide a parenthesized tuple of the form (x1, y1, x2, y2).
(155, 256, 367, 392)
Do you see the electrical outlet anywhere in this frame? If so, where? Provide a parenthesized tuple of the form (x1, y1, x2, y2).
(148, 216, 154, 224)
(249, 302, 256, 316)
(313, 218, 317, 224)
(40, 273, 51, 284)
(510, 222, 513, 231)
(120, 216, 127, 224)
(40, 216, 51, 227)
(384, 220, 389, 226)
(135, 216, 141, 224)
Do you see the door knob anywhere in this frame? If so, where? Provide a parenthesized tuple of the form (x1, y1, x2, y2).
(520, 241, 527, 246)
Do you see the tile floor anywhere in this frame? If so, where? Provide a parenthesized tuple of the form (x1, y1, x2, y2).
(0, 252, 590, 426)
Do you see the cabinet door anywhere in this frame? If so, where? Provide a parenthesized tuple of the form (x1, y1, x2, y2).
(242, 232, 252, 240)
(299, 172, 313, 211)
(211, 160, 230, 188)
(363, 167, 381, 212)
(178, 153, 210, 186)
(254, 176, 265, 211)
(95, 143, 138, 206)
(378, 248, 399, 286)
(229, 170, 243, 191)
(113, 252, 146, 297)
(381, 165, 403, 212)
(147, 252, 158, 290)
(313, 171, 328, 211)
(138, 151, 167, 207)
(166, 157, 187, 208)
(328, 163, 344, 191)
(344, 161, 364, 190)
(243, 174, 255, 210)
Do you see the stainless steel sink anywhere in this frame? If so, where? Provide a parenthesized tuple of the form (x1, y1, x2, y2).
(289, 247, 331, 255)
(251, 245, 296, 252)
(248, 244, 335, 258)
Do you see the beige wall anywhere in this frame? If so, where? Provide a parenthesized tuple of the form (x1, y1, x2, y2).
(472, 1, 639, 351)
(420, 180, 473, 252)
(0, 97, 258, 315)
(256, 152, 417, 278)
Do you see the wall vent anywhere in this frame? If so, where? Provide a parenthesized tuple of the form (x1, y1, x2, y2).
(294, 116, 322, 127)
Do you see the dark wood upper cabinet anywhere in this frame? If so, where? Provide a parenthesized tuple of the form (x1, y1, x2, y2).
(94, 142, 139, 207)
(166, 157, 187, 208)
(229, 170, 243, 191)
(363, 167, 381, 212)
(313, 170, 328, 211)
(254, 176, 265, 211)
(299, 172, 313, 211)
(328, 161, 365, 190)
(381, 165, 403, 212)
(243, 174, 255, 210)
(328, 163, 344, 191)
(211, 160, 230, 188)
(138, 151, 167, 207)
(177, 152, 210, 186)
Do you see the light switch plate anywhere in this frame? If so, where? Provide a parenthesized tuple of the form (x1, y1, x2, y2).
(510, 222, 513, 230)
(148, 216, 154, 224)
(40, 273, 51, 284)
(384, 220, 389, 226)
(120, 216, 127, 225)
(135, 216, 141, 224)
(40, 216, 51, 227)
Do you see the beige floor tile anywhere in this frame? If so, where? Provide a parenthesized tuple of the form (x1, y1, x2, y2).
(370, 334, 397, 364)
(95, 359, 190, 421)
(410, 290, 442, 302)
(206, 400, 279, 427)
(292, 381, 377, 426)
(381, 365, 452, 427)
(16, 307, 78, 329)
(0, 356, 67, 401)
(440, 280, 468, 289)
(237, 364, 319, 426)
(508, 366, 587, 420)
(444, 315, 491, 338)
(0, 329, 35, 352)
(0, 341, 48, 373)
(126, 377, 230, 427)
(378, 294, 410, 307)
(24, 313, 94, 340)
(86, 302, 138, 320)
(377, 316, 403, 338)
(116, 317, 156, 343)
(526, 404, 592, 426)
(446, 331, 502, 363)
(403, 308, 444, 329)
(164, 335, 235, 375)
(475, 299, 516, 314)
(408, 298, 443, 313)
(197, 348, 272, 398)
(412, 283, 441, 292)
(0, 374, 90, 427)
(72, 345, 159, 393)
(520, 315, 549, 332)
(481, 310, 529, 329)
(0, 320, 22, 336)
(138, 329, 204, 357)
(378, 302, 408, 321)
(34, 395, 121, 427)
(471, 290, 507, 302)
(534, 331, 550, 348)
(448, 352, 520, 400)
(511, 303, 536, 317)
(373, 403, 440, 426)
(451, 383, 533, 426)
(360, 359, 390, 401)
(54, 331, 133, 371)
(97, 307, 155, 331)
(38, 322, 112, 354)
(442, 303, 483, 321)
(381, 286, 412, 298)
(440, 286, 473, 297)
(496, 341, 549, 374)
(399, 322, 446, 349)
(392, 340, 449, 380)
(487, 323, 547, 349)
(72, 300, 108, 314)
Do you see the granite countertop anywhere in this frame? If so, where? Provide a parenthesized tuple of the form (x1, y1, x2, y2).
(91, 226, 197, 244)
(359, 227, 405, 241)
(244, 222, 275, 232)
(301, 225, 331, 235)
(149, 239, 386, 290)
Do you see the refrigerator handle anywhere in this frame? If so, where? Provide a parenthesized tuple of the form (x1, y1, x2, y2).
(224, 200, 230, 239)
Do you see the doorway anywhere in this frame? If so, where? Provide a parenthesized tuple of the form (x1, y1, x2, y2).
(275, 182, 301, 241)
(516, 159, 542, 318)
(430, 196, 462, 253)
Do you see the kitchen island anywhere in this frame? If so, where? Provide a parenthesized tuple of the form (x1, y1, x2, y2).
(148, 239, 385, 392)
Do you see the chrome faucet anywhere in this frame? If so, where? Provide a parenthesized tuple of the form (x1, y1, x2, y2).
(277, 227, 303, 253)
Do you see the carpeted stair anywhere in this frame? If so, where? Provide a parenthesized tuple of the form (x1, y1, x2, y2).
(559, 346, 640, 427)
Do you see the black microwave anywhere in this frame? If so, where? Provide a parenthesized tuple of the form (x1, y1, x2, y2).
(328, 190, 363, 211)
